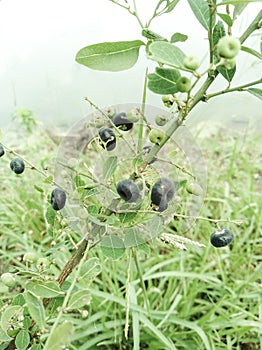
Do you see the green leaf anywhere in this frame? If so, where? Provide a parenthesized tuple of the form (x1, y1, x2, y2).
(25, 280, 64, 298)
(143, 215, 164, 240)
(217, 13, 233, 26)
(24, 291, 46, 330)
(187, 0, 212, 30)
(212, 21, 226, 47)
(75, 40, 145, 72)
(43, 175, 53, 184)
(170, 32, 188, 43)
(217, 0, 258, 5)
(0, 305, 22, 333)
(124, 228, 147, 248)
(102, 156, 118, 181)
(68, 289, 91, 310)
(247, 88, 262, 101)
(241, 46, 262, 60)
(217, 65, 236, 82)
(148, 41, 186, 67)
(15, 330, 30, 350)
(142, 29, 167, 41)
(0, 329, 12, 342)
(100, 235, 125, 259)
(46, 206, 56, 226)
(148, 67, 181, 94)
(79, 257, 102, 284)
(31, 346, 42, 350)
(44, 322, 74, 350)
(154, 0, 180, 15)
(233, 3, 248, 19)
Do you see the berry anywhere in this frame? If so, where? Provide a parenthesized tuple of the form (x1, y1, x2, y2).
(176, 77, 192, 93)
(1, 272, 16, 288)
(23, 252, 37, 263)
(155, 114, 169, 126)
(0, 144, 5, 157)
(113, 112, 133, 131)
(162, 95, 175, 108)
(36, 258, 50, 270)
(186, 182, 203, 196)
(183, 56, 200, 70)
(151, 178, 174, 212)
(142, 145, 156, 164)
(126, 108, 140, 122)
(222, 57, 236, 70)
(98, 127, 116, 151)
(116, 179, 140, 203)
(149, 129, 165, 145)
(210, 228, 234, 248)
(51, 188, 67, 211)
(10, 158, 25, 174)
(217, 36, 241, 59)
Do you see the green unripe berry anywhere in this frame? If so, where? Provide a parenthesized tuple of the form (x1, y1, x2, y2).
(222, 57, 236, 70)
(149, 129, 165, 145)
(183, 56, 200, 70)
(23, 252, 38, 263)
(155, 114, 169, 126)
(126, 108, 140, 122)
(176, 77, 192, 93)
(161, 95, 175, 108)
(36, 258, 50, 270)
(1, 272, 16, 288)
(217, 36, 241, 59)
(186, 182, 203, 196)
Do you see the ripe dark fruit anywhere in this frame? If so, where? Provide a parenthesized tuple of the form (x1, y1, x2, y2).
(113, 112, 133, 131)
(155, 114, 169, 126)
(10, 158, 25, 174)
(51, 188, 67, 211)
(217, 36, 241, 59)
(116, 179, 140, 203)
(142, 145, 156, 164)
(176, 77, 192, 93)
(151, 178, 174, 212)
(0, 145, 5, 157)
(98, 127, 116, 151)
(210, 228, 234, 248)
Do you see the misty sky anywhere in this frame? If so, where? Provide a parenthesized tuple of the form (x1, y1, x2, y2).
(0, 0, 261, 131)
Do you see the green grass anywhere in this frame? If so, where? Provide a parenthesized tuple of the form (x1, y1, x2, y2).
(0, 123, 261, 350)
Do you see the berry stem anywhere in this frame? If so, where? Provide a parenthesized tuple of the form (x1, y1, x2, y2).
(208, 0, 216, 66)
(205, 77, 262, 101)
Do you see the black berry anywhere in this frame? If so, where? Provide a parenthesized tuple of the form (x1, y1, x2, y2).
(98, 127, 116, 151)
(116, 179, 140, 203)
(113, 112, 133, 131)
(151, 178, 174, 212)
(51, 188, 67, 211)
(0, 145, 5, 157)
(210, 229, 234, 248)
(10, 158, 25, 174)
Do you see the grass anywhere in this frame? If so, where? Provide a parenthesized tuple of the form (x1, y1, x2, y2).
(0, 121, 261, 349)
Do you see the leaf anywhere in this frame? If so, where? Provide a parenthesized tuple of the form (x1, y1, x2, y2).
(46, 206, 56, 226)
(124, 228, 147, 248)
(143, 215, 164, 240)
(187, 0, 212, 30)
(79, 257, 102, 284)
(24, 291, 46, 330)
(141, 29, 167, 41)
(217, 13, 233, 26)
(217, 65, 236, 82)
(25, 280, 64, 298)
(247, 88, 262, 101)
(154, 0, 180, 16)
(44, 322, 74, 350)
(170, 32, 188, 43)
(212, 21, 226, 47)
(75, 40, 145, 72)
(0, 329, 12, 342)
(15, 330, 30, 350)
(148, 41, 186, 67)
(0, 305, 22, 333)
(217, 0, 258, 5)
(233, 3, 248, 19)
(100, 235, 125, 259)
(43, 175, 53, 184)
(68, 289, 91, 310)
(241, 46, 262, 60)
(102, 156, 118, 181)
(148, 67, 181, 94)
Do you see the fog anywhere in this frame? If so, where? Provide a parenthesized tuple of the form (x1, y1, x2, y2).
(0, 0, 261, 132)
